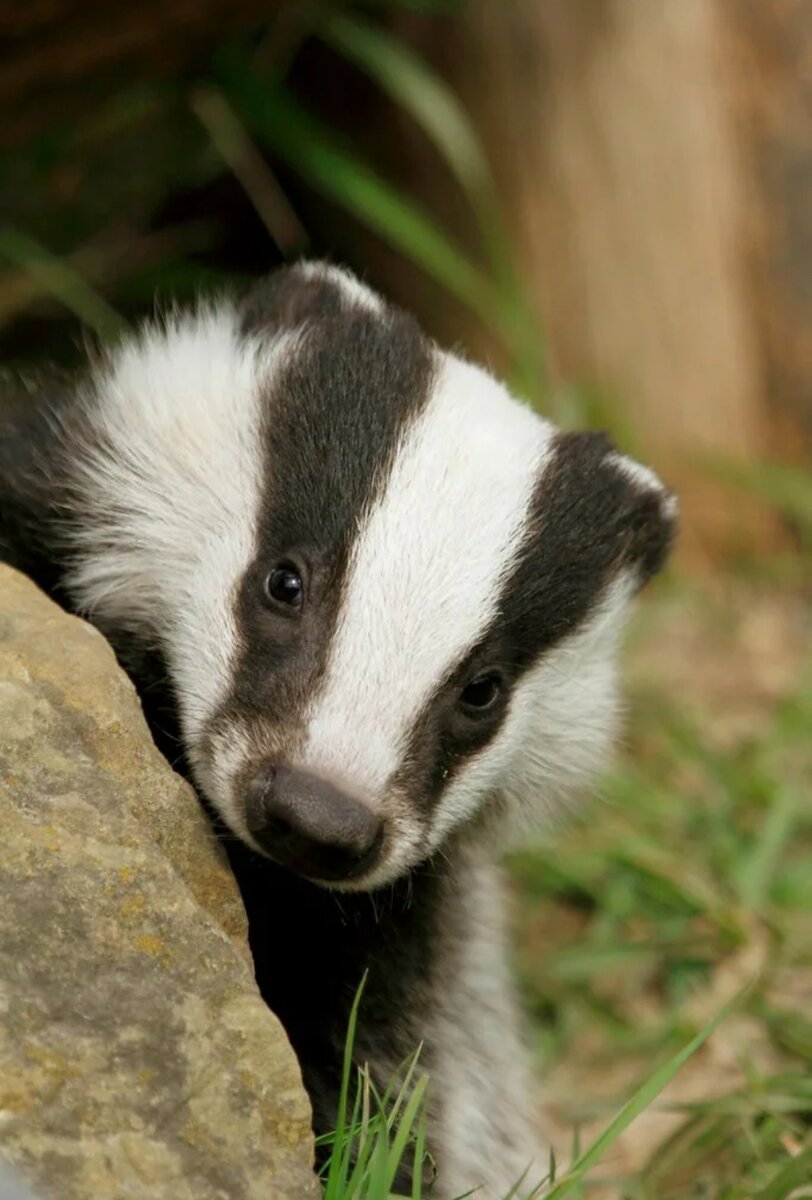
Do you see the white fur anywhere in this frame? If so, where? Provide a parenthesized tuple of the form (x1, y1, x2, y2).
(188, 723, 257, 842)
(300, 352, 555, 806)
(500, 573, 634, 828)
(608, 451, 678, 521)
(424, 855, 547, 1199)
(66, 307, 298, 746)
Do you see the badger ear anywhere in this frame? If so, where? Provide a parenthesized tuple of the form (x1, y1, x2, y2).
(542, 431, 677, 593)
(494, 432, 675, 687)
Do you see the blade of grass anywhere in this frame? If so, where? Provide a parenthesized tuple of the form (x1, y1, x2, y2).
(383, 1047, 424, 1131)
(735, 787, 799, 912)
(190, 86, 309, 256)
(333, 1072, 366, 1189)
(411, 1107, 427, 1200)
(316, 15, 550, 403)
(323, 973, 368, 1198)
(497, 1164, 535, 1200)
(385, 1075, 429, 1193)
(343, 1067, 378, 1196)
(751, 1144, 812, 1199)
(217, 63, 498, 319)
(319, 14, 493, 209)
(0, 229, 126, 341)
(543, 991, 745, 1198)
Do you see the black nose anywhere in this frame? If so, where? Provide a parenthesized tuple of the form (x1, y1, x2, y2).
(245, 764, 383, 882)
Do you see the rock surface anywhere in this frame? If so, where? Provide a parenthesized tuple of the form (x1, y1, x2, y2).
(0, 565, 319, 1200)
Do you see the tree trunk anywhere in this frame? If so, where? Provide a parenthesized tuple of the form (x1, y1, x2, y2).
(724, 0, 812, 462)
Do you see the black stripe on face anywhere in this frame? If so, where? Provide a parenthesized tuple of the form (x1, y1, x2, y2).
(210, 266, 435, 753)
(481, 430, 676, 670)
(399, 430, 677, 805)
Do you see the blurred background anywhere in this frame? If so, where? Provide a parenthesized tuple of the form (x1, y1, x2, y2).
(2, 1, 810, 1195)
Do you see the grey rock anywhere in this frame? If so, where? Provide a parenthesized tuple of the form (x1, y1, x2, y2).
(0, 565, 320, 1200)
(0, 1164, 42, 1200)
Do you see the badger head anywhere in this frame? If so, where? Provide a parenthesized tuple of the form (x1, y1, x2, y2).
(68, 262, 676, 890)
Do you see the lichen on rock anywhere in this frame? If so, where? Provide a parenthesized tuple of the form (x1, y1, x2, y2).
(0, 564, 319, 1200)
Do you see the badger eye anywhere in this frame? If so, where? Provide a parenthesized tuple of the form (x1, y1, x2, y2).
(264, 562, 304, 609)
(459, 672, 502, 713)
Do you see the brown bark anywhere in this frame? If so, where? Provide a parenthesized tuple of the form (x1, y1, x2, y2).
(402, 0, 784, 561)
(723, 0, 812, 462)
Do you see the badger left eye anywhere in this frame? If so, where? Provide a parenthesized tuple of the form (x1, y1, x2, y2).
(264, 562, 305, 609)
(458, 672, 502, 713)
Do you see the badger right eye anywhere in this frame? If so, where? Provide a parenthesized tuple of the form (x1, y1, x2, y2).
(458, 672, 502, 714)
(263, 562, 305, 610)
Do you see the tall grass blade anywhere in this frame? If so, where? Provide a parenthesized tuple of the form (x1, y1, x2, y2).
(411, 1112, 427, 1200)
(316, 14, 550, 403)
(190, 86, 308, 256)
(218, 63, 498, 319)
(543, 993, 744, 1198)
(385, 1075, 429, 1193)
(324, 972, 367, 1197)
(0, 230, 126, 341)
(383, 1047, 424, 1131)
(735, 786, 798, 912)
(751, 1144, 812, 1199)
(319, 15, 493, 209)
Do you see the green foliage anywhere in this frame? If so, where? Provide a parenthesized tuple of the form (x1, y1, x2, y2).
(0, 230, 126, 341)
(322, 980, 764, 1198)
(0, 1, 552, 409)
(703, 455, 812, 555)
(316, 976, 437, 1200)
(214, 58, 499, 320)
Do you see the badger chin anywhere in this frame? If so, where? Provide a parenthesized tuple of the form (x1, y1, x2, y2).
(314, 852, 414, 894)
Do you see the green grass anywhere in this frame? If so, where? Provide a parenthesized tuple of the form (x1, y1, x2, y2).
(0, 2, 553, 411)
(317, 977, 434, 1200)
(318, 975, 742, 1199)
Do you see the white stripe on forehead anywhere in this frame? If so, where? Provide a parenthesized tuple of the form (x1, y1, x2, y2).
(301, 352, 555, 794)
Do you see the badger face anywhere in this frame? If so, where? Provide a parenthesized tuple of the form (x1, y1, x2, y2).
(68, 262, 676, 891)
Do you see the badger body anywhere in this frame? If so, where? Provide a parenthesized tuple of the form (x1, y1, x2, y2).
(0, 262, 675, 1198)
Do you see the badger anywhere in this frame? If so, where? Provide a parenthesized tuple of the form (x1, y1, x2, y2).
(0, 261, 675, 1198)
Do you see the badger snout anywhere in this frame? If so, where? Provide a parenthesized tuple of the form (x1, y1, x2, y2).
(245, 763, 383, 883)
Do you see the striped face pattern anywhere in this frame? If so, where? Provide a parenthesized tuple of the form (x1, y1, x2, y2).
(68, 262, 676, 890)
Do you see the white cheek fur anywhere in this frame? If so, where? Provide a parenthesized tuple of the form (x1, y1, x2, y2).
(427, 573, 636, 853)
(186, 724, 259, 846)
(64, 308, 299, 751)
